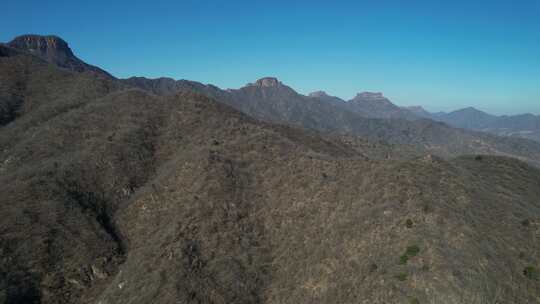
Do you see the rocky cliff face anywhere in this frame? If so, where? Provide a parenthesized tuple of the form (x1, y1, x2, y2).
(353, 92, 387, 101)
(250, 77, 281, 87)
(7, 35, 112, 78)
(8, 35, 75, 63)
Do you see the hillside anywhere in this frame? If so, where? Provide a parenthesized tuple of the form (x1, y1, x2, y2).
(118, 75, 540, 166)
(1, 36, 540, 304)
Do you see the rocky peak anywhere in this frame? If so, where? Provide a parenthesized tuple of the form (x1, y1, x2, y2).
(252, 77, 281, 88)
(8, 34, 75, 63)
(350, 92, 393, 105)
(353, 92, 385, 101)
(309, 91, 330, 98)
(5, 34, 113, 78)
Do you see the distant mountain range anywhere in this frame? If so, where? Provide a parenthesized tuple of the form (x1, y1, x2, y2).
(5, 34, 540, 166)
(122, 75, 540, 165)
(127, 70, 540, 144)
(412, 106, 540, 142)
(6, 35, 537, 142)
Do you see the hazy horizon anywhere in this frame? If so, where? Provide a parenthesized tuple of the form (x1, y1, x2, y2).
(4, 0, 540, 115)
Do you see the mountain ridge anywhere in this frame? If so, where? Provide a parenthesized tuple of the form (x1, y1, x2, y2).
(6, 34, 113, 79)
(5, 34, 540, 163)
(411, 106, 540, 142)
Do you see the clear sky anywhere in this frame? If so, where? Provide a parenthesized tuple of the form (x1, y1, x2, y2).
(3, 0, 540, 114)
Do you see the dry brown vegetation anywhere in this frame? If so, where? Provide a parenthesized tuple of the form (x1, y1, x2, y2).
(1, 43, 540, 304)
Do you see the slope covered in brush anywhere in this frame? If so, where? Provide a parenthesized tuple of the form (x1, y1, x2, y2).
(1, 42, 540, 304)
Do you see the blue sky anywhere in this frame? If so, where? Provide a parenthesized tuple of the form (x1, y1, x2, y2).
(3, 0, 540, 114)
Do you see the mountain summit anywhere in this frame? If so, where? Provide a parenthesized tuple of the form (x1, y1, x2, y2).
(345, 92, 418, 120)
(249, 77, 282, 88)
(309, 90, 331, 98)
(350, 92, 397, 107)
(352, 92, 388, 102)
(435, 107, 497, 129)
(7, 34, 112, 78)
(8, 35, 75, 61)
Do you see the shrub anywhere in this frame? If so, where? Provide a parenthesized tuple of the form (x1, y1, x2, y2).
(406, 219, 414, 228)
(399, 255, 409, 265)
(369, 263, 378, 273)
(409, 297, 420, 304)
(523, 266, 540, 280)
(406, 245, 420, 256)
(395, 272, 408, 281)
(399, 245, 420, 265)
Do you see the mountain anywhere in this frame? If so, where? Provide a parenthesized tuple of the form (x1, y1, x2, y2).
(199, 78, 540, 166)
(122, 76, 226, 97)
(308, 90, 336, 99)
(308, 90, 347, 106)
(309, 91, 421, 121)
(5, 34, 113, 78)
(433, 107, 498, 129)
(2, 39, 540, 304)
(495, 113, 540, 130)
(119, 74, 540, 166)
(417, 107, 540, 142)
(6, 34, 539, 166)
(8, 33, 540, 144)
(405, 106, 433, 119)
(222, 77, 359, 128)
(487, 114, 540, 141)
(344, 92, 419, 120)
